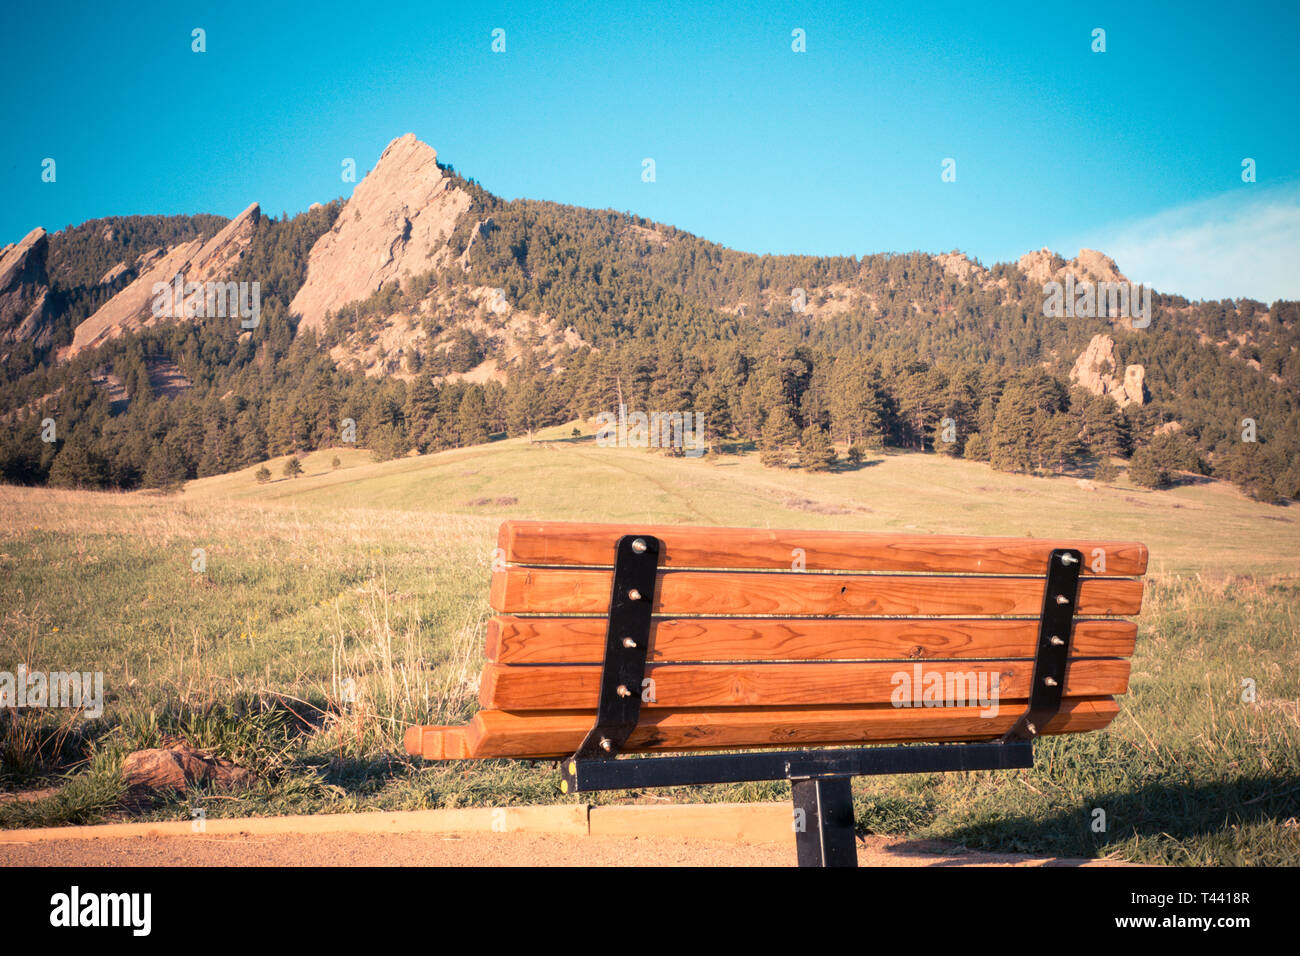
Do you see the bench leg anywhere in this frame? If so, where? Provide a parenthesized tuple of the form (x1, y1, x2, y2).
(792, 777, 858, 867)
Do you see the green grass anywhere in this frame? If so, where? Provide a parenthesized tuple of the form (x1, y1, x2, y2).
(1, 428, 1297, 864)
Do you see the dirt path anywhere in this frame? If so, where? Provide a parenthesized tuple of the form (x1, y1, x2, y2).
(0, 831, 1126, 867)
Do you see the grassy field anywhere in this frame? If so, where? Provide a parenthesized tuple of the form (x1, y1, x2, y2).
(2, 426, 1298, 864)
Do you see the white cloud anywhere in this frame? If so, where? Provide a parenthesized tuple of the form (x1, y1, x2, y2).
(1063, 183, 1300, 303)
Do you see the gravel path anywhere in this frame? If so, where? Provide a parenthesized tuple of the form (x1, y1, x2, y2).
(0, 831, 1122, 867)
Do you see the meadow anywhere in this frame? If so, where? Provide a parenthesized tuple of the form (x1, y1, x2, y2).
(1, 426, 1298, 864)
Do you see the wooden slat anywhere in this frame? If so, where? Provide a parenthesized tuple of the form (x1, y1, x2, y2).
(485, 616, 1138, 663)
(490, 568, 1144, 616)
(499, 520, 1148, 576)
(480, 659, 1129, 710)
(421, 698, 1120, 759)
(402, 725, 469, 760)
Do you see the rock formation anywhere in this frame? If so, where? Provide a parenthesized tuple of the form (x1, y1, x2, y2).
(0, 227, 54, 352)
(290, 133, 473, 332)
(934, 251, 986, 283)
(66, 203, 260, 357)
(99, 261, 128, 285)
(1069, 332, 1146, 407)
(1019, 248, 1127, 286)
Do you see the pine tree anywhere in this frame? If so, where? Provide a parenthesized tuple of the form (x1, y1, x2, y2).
(48, 434, 110, 489)
(760, 405, 800, 468)
(141, 439, 188, 490)
(963, 433, 989, 462)
(989, 385, 1037, 473)
(798, 425, 837, 471)
(1127, 447, 1167, 489)
(506, 374, 545, 438)
(1078, 394, 1129, 458)
(457, 388, 490, 446)
(405, 372, 441, 453)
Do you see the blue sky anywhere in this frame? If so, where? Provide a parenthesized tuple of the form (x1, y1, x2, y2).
(3, 1, 1297, 300)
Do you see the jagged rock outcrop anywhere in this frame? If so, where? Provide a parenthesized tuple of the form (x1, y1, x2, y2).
(1019, 248, 1126, 286)
(290, 134, 473, 332)
(1069, 332, 1146, 407)
(457, 217, 495, 269)
(0, 227, 55, 352)
(65, 203, 260, 358)
(99, 261, 128, 285)
(934, 251, 986, 283)
(136, 246, 164, 268)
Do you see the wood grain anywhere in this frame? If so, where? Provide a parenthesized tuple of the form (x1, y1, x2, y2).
(478, 658, 1129, 710)
(403, 725, 469, 760)
(498, 520, 1148, 576)
(490, 567, 1144, 616)
(485, 615, 1138, 663)
(435, 697, 1121, 758)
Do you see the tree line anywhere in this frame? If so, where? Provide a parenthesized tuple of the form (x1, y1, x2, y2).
(0, 181, 1296, 503)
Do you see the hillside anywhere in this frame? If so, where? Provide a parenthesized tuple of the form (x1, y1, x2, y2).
(0, 133, 1297, 504)
(3, 434, 1297, 863)
(181, 423, 1298, 577)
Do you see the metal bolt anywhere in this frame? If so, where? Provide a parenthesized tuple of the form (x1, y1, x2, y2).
(1055, 594, 1070, 605)
(631, 538, 647, 554)
(628, 588, 642, 601)
(1049, 636, 1065, 646)
(1043, 676, 1059, 687)
(600, 737, 612, 752)
(1060, 553, 1078, 565)
(1026, 722, 1038, 736)
(616, 685, 631, 697)
(622, 637, 637, 648)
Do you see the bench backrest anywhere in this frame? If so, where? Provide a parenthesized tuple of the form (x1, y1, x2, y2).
(407, 520, 1147, 760)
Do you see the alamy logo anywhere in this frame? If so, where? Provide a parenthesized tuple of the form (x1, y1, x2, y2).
(890, 665, 1001, 718)
(595, 404, 706, 458)
(49, 886, 151, 936)
(1042, 276, 1151, 329)
(151, 271, 261, 329)
(0, 666, 104, 718)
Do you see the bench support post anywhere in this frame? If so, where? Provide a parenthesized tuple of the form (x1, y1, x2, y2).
(792, 776, 858, 867)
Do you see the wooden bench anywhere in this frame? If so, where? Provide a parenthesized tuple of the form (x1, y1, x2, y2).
(405, 520, 1147, 866)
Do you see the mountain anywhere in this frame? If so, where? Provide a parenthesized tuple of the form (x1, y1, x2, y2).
(66, 203, 261, 358)
(0, 133, 1296, 503)
(289, 134, 471, 332)
(0, 228, 54, 355)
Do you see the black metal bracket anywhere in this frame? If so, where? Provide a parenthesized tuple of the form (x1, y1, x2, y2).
(1003, 548, 1084, 742)
(568, 534, 661, 762)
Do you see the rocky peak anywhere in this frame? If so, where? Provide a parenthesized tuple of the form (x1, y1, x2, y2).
(933, 251, 986, 283)
(1069, 332, 1146, 407)
(0, 227, 54, 352)
(1019, 248, 1126, 286)
(65, 203, 260, 358)
(289, 133, 473, 332)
